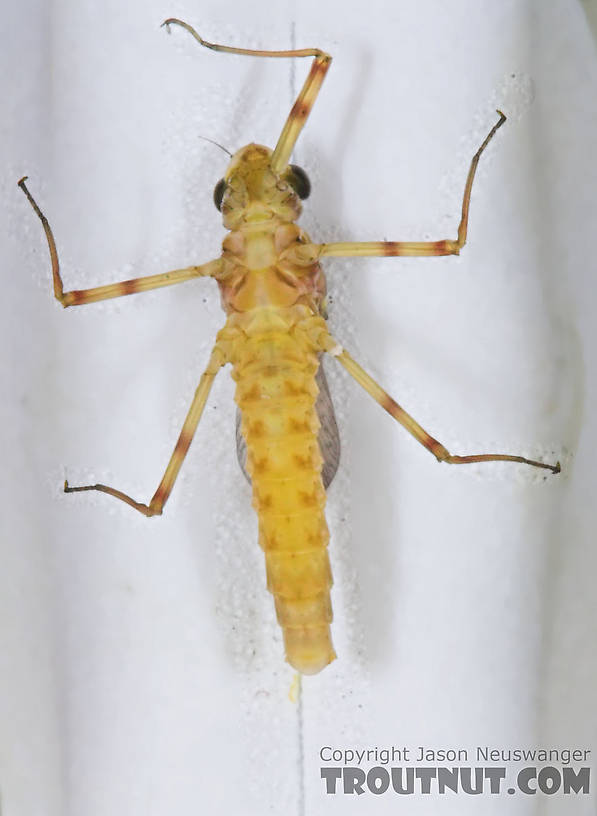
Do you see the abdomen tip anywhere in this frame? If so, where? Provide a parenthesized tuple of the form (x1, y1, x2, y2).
(285, 627, 336, 674)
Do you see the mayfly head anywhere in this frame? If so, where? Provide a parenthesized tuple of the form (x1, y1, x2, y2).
(213, 143, 310, 229)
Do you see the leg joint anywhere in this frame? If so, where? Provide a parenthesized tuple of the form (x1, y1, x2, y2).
(431, 441, 451, 462)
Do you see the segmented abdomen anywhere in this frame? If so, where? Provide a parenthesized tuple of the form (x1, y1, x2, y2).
(230, 317, 336, 674)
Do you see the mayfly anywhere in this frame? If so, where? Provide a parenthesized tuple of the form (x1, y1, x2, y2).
(19, 19, 560, 675)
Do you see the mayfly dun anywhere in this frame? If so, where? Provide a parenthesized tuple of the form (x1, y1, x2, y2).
(19, 19, 560, 675)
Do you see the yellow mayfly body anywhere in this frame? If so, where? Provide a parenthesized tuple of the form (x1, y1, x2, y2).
(19, 19, 560, 675)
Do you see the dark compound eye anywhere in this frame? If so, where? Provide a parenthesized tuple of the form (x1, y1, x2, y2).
(213, 178, 227, 211)
(285, 164, 311, 199)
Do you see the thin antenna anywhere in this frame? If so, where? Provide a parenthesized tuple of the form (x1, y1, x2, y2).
(198, 135, 232, 157)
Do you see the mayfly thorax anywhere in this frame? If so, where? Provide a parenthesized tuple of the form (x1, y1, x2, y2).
(19, 18, 560, 675)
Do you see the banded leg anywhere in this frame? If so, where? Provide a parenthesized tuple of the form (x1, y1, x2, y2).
(161, 18, 331, 173)
(65, 345, 227, 516)
(303, 111, 506, 261)
(319, 335, 560, 475)
(18, 177, 220, 307)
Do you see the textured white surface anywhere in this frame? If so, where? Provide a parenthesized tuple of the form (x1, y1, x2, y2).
(2, 0, 596, 814)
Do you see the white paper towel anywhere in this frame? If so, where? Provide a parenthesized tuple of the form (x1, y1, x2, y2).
(1, 1, 596, 814)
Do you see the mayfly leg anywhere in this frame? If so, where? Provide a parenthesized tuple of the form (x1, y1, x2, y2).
(302, 111, 507, 261)
(18, 178, 228, 515)
(64, 344, 227, 516)
(18, 177, 221, 305)
(161, 18, 332, 172)
(319, 335, 560, 474)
